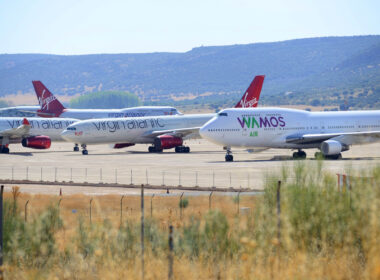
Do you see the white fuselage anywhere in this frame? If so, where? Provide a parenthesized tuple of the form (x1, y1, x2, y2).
(200, 108, 380, 149)
(61, 114, 215, 144)
(0, 117, 78, 142)
(0, 106, 39, 117)
(57, 106, 180, 119)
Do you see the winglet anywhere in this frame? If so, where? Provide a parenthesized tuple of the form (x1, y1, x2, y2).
(22, 118, 30, 126)
(235, 75, 265, 108)
(32, 81, 65, 117)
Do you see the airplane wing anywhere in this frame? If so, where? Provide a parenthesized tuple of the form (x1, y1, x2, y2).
(286, 131, 380, 145)
(142, 127, 201, 139)
(0, 118, 31, 138)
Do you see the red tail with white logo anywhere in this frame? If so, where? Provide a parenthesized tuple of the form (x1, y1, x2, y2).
(234, 75, 265, 108)
(32, 81, 65, 117)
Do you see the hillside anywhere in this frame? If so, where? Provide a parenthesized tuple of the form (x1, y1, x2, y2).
(0, 36, 380, 109)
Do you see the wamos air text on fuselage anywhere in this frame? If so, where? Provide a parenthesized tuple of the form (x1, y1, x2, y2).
(200, 108, 380, 161)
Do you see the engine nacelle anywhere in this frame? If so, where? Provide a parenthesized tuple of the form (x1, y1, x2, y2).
(22, 136, 51, 149)
(154, 135, 183, 150)
(321, 140, 342, 155)
(113, 143, 135, 149)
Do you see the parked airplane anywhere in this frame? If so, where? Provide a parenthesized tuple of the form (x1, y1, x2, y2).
(32, 81, 181, 119)
(0, 117, 78, 153)
(199, 107, 380, 161)
(60, 75, 265, 154)
(0, 106, 39, 117)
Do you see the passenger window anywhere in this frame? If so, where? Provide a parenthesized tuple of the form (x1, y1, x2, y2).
(218, 112, 228, 117)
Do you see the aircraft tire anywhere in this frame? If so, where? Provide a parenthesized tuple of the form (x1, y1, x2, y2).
(225, 155, 233, 162)
(148, 146, 154, 153)
(82, 149, 88, 155)
(1, 147, 9, 154)
(74, 146, 79, 152)
(185, 147, 190, 153)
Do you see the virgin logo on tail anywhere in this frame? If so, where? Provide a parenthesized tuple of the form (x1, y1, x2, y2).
(39, 89, 57, 111)
(234, 75, 265, 108)
(237, 92, 258, 108)
(32, 81, 65, 117)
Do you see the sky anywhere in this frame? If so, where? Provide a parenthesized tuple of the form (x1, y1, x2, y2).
(0, 0, 379, 54)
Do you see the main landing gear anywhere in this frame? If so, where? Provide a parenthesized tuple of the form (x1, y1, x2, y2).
(314, 152, 342, 160)
(0, 145, 9, 154)
(81, 144, 88, 155)
(225, 147, 233, 162)
(148, 146, 162, 153)
(292, 150, 306, 160)
(147, 145, 190, 153)
(73, 143, 79, 152)
(175, 146, 190, 153)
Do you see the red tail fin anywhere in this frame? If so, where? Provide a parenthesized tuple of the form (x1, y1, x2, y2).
(235, 75, 265, 108)
(32, 81, 65, 117)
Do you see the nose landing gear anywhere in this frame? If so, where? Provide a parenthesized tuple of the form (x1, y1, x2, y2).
(225, 147, 233, 162)
(73, 143, 79, 152)
(81, 144, 88, 155)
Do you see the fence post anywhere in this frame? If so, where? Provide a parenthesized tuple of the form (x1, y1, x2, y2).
(0, 185, 4, 274)
(90, 198, 93, 224)
(168, 225, 174, 280)
(195, 171, 198, 187)
(277, 181, 281, 243)
(151, 194, 155, 218)
(141, 184, 145, 280)
(25, 200, 29, 222)
(115, 169, 118, 184)
(0, 185, 4, 276)
(237, 191, 241, 214)
(40, 167, 43, 181)
(179, 192, 184, 219)
(55, 167, 57, 182)
(209, 191, 213, 210)
(26, 166, 28, 181)
(130, 169, 133, 185)
(120, 195, 125, 226)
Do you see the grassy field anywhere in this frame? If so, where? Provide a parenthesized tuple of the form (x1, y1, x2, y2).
(2, 162, 380, 279)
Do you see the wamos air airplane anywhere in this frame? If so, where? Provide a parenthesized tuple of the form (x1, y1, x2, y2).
(32, 81, 180, 119)
(60, 75, 265, 155)
(199, 108, 380, 161)
(0, 117, 77, 153)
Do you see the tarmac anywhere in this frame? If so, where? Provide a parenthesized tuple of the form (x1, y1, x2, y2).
(0, 139, 379, 195)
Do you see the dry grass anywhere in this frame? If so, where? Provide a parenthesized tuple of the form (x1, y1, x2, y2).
(2, 163, 380, 279)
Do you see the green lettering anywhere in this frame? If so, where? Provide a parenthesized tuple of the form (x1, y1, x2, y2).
(243, 117, 251, 128)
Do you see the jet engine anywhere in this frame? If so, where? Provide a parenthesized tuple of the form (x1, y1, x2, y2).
(22, 136, 51, 149)
(154, 135, 183, 150)
(113, 143, 135, 149)
(321, 140, 342, 155)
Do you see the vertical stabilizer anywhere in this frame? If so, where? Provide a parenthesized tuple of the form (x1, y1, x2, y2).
(32, 81, 65, 117)
(235, 75, 265, 108)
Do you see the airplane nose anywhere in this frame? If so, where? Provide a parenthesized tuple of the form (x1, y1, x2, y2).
(199, 124, 211, 140)
(60, 129, 75, 142)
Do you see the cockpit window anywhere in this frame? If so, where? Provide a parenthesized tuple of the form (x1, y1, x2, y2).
(218, 112, 228, 117)
(67, 127, 76, 131)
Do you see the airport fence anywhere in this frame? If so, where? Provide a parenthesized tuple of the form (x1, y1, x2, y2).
(0, 165, 261, 190)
